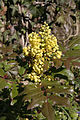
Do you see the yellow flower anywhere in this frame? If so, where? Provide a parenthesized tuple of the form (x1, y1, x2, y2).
(48, 86, 51, 89)
(26, 118, 29, 120)
(23, 22, 62, 82)
(23, 47, 29, 56)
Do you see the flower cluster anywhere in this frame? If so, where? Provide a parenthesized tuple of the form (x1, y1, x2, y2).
(23, 22, 62, 82)
(23, 46, 30, 56)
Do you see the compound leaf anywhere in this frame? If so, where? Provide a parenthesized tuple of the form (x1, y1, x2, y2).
(27, 94, 46, 110)
(49, 95, 70, 107)
(42, 102, 55, 120)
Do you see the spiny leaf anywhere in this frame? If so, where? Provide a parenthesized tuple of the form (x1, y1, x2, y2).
(18, 67, 25, 75)
(4, 64, 12, 71)
(53, 59, 62, 69)
(0, 116, 6, 120)
(72, 44, 80, 50)
(72, 61, 80, 67)
(11, 83, 18, 104)
(64, 49, 80, 58)
(41, 80, 60, 87)
(0, 56, 8, 62)
(63, 57, 73, 69)
(8, 53, 18, 59)
(43, 60, 49, 72)
(0, 78, 7, 91)
(8, 60, 18, 65)
(20, 84, 43, 101)
(56, 69, 74, 80)
(20, 84, 40, 95)
(68, 36, 80, 49)
(13, 0, 18, 4)
(47, 86, 72, 94)
(9, 33, 18, 41)
(23, 89, 43, 101)
(62, 56, 80, 69)
(0, 45, 13, 54)
(49, 95, 70, 107)
(12, 83, 18, 98)
(0, 68, 6, 77)
(56, 15, 65, 24)
(42, 102, 55, 120)
(27, 94, 46, 110)
(0, 63, 3, 68)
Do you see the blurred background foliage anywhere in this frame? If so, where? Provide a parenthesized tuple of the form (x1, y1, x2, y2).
(0, 0, 80, 120)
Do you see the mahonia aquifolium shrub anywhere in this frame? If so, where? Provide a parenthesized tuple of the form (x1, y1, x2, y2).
(23, 22, 62, 82)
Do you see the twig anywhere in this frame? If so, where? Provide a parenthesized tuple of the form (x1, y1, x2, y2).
(18, 3, 22, 14)
(33, 1, 50, 6)
(33, 1, 47, 5)
(21, 35, 24, 47)
(18, 4, 25, 47)
(25, 17, 29, 47)
(61, 107, 72, 120)
(24, 11, 31, 47)
(65, 16, 79, 43)
(1, 0, 4, 7)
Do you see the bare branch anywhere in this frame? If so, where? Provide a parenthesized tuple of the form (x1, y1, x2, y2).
(65, 16, 79, 43)
(20, 35, 25, 47)
(33, 1, 49, 6)
(18, 4, 22, 14)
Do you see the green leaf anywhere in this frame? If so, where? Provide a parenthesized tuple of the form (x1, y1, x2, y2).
(72, 44, 80, 50)
(8, 53, 18, 59)
(42, 102, 55, 120)
(3, 30, 10, 43)
(18, 67, 25, 75)
(4, 64, 13, 71)
(68, 36, 80, 49)
(0, 63, 3, 68)
(0, 78, 7, 91)
(13, 0, 18, 4)
(69, 111, 78, 120)
(0, 116, 6, 120)
(56, 69, 74, 80)
(9, 33, 18, 41)
(64, 49, 80, 58)
(12, 83, 18, 98)
(12, 83, 18, 104)
(0, 68, 6, 77)
(8, 60, 18, 65)
(30, 5, 44, 18)
(56, 15, 65, 24)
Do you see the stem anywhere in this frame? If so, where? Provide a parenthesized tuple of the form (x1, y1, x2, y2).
(61, 107, 72, 120)
(25, 20, 29, 47)
(18, 4, 25, 47)
(65, 15, 79, 44)
(21, 35, 24, 47)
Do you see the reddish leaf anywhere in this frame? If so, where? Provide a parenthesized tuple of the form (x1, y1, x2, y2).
(49, 95, 70, 107)
(42, 102, 55, 120)
(27, 94, 46, 110)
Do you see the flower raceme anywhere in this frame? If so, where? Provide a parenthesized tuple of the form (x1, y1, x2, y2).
(23, 22, 62, 82)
